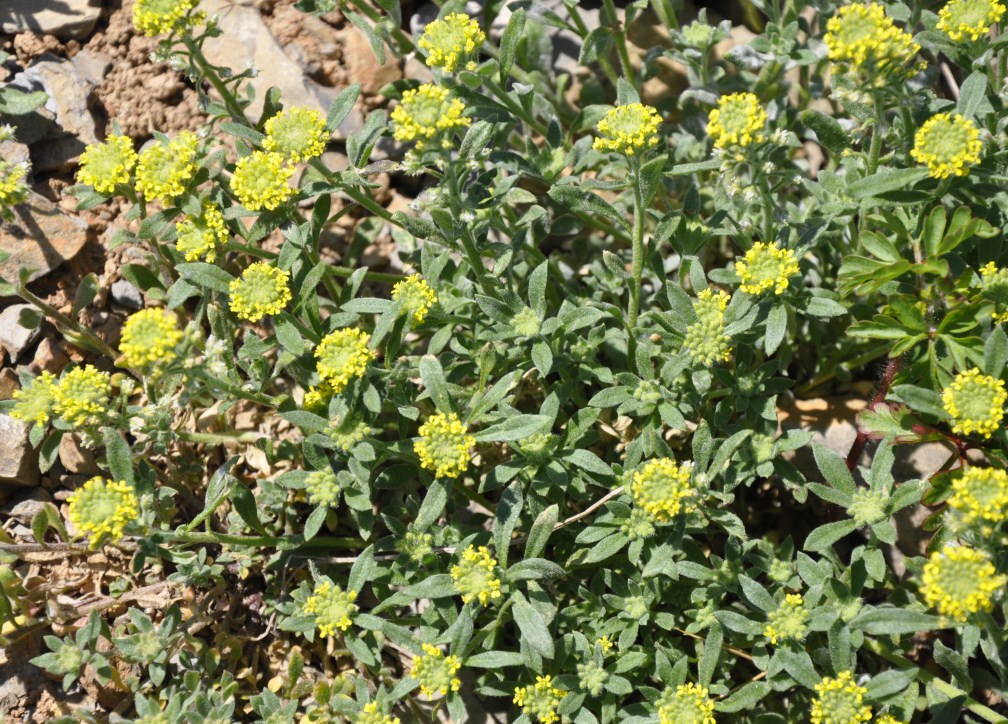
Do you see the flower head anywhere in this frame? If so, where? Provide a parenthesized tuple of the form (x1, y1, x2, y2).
(391, 84, 471, 150)
(135, 131, 199, 202)
(707, 93, 767, 149)
(810, 671, 871, 724)
(0, 158, 29, 217)
(630, 458, 699, 522)
(11, 371, 57, 426)
(824, 4, 921, 77)
(656, 682, 716, 724)
(941, 367, 1006, 438)
(175, 202, 229, 263)
(511, 306, 541, 337)
(577, 659, 608, 697)
(356, 701, 400, 724)
(621, 507, 656, 540)
(947, 467, 1008, 532)
(53, 365, 113, 427)
(418, 13, 485, 72)
(874, 715, 909, 724)
(229, 262, 291, 322)
(132, 0, 203, 36)
(77, 135, 137, 194)
(67, 477, 140, 548)
(303, 383, 333, 415)
(513, 675, 566, 724)
(263, 107, 329, 163)
(415, 411, 475, 478)
(230, 150, 295, 211)
(303, 580, 358, 636)
(938, 0, 1006, 41)
(450, 545, 502, 606)
(314, 328, 373, 393)
(325, 416, 372, 453)
(911, 113, 982, 179)
(921, 545, 1006, 622)
(411, 644, 462, 698)
(304, 468, 341, 508)
(764, 593, 810, 645)
(398, 525, 434, 561)
(119, 308, 183, 369)
(736, 242, 800, 295)
(684, 289, 732, 365)
(847, 488, 888, 527)
(593, 103, 663, 156)
(391, 274, 437, 325)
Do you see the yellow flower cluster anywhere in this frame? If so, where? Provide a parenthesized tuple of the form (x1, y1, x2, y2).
(67, 477, 140, 549)
(0, 158, 29, 215)
(135, 131, 199, 202)
(938, 0, 1006, 41)
(414, 411, 475, 478)
(132, 0, 204, 37)
(418, 13, 486, 72)
(228, 262, 292, 322)
(911, 113, 982, 179)
(980, 261, 1008, 323)
(77, 134, 137, 194)
(391, 84, 472, 150)
(263, 107, 329, 163)
(947, 467, 1008, 533)
(410, 644, 462, 698)
(656, 682, 716, 724)
(53, 365, 113, 427)
(314, 328, 373, 393)
(921, 545, 1006, 621)
(763, 593, 810, 645)
(707, 93, 767, 149)
(875, 715, 909, 724)
(118, 308, 183, 369)
(736, 242, 800, 296)
(824, 3, 921, 77)
(941, 367, 1006, 438)
(593, 103, 663, 156)
(11, 371, 57, 426)
(175, 202, 229, 263)
(356, 702, 400, 724)
(304, 580, 358, 637)
(450, 544, 502, 606)
(810, 671, 872, 724)
(230, 150, 295, 211)
(684, 289, 732, 365)
(630, 458, 698, 522)
(513, 675, 566, 724)
(392, 274, 438, 325)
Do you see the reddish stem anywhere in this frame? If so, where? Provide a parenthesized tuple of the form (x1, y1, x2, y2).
(845, 356, 903, 472)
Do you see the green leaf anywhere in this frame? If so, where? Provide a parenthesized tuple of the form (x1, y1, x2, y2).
(812, 443, 856, 495)
(72, 274, 100, 316)
(507, 558, 566, 581)
(698, 624, 722, 686)
(327, 83, 361, 130)
(416, 477, 451, 529)
(804, 296, 848, 319)
(512, 593, 554, 658)
(804, 519, 858, 552)
(984, 325, 1008, 377)
(738, 575, 775, 612)
(229, 480, 268, 535)
(303, 506, 327, 542)
(525, 504, 558, 559)
(715, 682, 770, 713)
(548, 184, 629, 231)
(0, 88, 47, 115)
(707, 430, 753, 480)
(564, 449, 611, 476)
(851, 607, 944, 635)
(176, 262, 234, 293)
(764, 304, 787, 355)
(280, 410, 328, 432)
(102, 428, 134, 484)
(348, 545, 376, 592)
(474, 414, 549, 442)
(583, 533, 627, 564)
(493, 484, 523, 566)
(466, 650, 526, 668)
(499, 8, 526, 84)
(800, 109, 851, 154)
(891, 384, 946, 420)
(847, 168, 929, 199)
(418, 356, 453, 413)
(956, 71, 988, 119)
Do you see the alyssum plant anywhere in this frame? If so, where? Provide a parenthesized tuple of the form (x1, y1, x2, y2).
(2, 0, 1008, 721)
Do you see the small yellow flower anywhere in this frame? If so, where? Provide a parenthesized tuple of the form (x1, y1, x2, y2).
(810, 671, 872, 724)
(418, 13, 486, 72)
(132, 0, 204, 37)
(135, 131, 199, 202)
(874, 714, 909, 724)
(175, 202, 229, 263)
(67, 477, 139, 549)
(391, 274, 438, 325)
(391, 84, 472, 150)
(314, 328, 373, 393)
(228, 262, 291, 322)
(303, 383, 333, 414)
(450, 545, 502, 606)
(77, 135, 137, 194)
(263, 107, 329, 163)
(415, 411, 475, 478)
(10, 371, 57, 426)
(0, 158, 29, 216)
(736, 241, 800, 296)
(684, 289, 732, 365)
(947, 467, 1008, 532)
(303, 580, 358, 636)
(356, 701, 400, 724)
(596, 635, 614, 654)
(707, 93, 767, 149)
(53, 365, 113, 427)
(911, 113, 982, 179)
(938, 0, 1006, 41)
(230, 150, 295, 211)
(513, 675, 566, 724)
(922, 545, 1006, 622)
(118, 308, 183, 369)
(824, 4, 921, 77)
(593, 103, 663, 156)
(631, 458, 699, 522)
(410, 643, 462, 698)
(941, 367, 1006, 438)
(979, 261, 1008, 323)
(656, 682, 716, 724)
(764, 593, 810, 645)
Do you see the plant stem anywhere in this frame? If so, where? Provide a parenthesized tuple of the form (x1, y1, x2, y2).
(183, 36, 247, 123)
(176, 429, 263, 445)
(845, 355, 902, 471)
(602, 0, 637, 88)
(17, 285, 118, 360)
(867, 93, 884, 175)
(627, 160, 647, 359)
(157, 529, 366, 550)
(444, 160, 494, 295)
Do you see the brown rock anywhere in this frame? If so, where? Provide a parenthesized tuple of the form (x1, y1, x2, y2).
(0, 192, 92, 284)
(0, 369, 19, 400)
(0, 413, 38, 486)
(58, 434, 98, 475)
(1, 0, 101, 40)
(30, 336, 71, 374)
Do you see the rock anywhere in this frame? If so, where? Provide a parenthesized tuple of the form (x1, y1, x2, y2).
(0, 192, 91, 283)
(0, 486, 51, 524)
(30, 336, 70, 374)
(0, 0, 101, 40)
(0, 304, 42, 361)
(0, 413, 38, 487)
(110, 280, 143, 310)
(58, 434, 98, 475)
(337, 23, 401, 97)
(70, 48, 112, 87)
(0, 369, 19, 400)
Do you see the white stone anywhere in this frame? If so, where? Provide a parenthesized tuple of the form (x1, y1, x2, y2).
(0, 0, 101, 40)
(0, 304, 41, 361)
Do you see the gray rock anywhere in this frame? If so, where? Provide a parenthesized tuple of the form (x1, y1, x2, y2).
(110, 280, 143, 310)
(0, 304, 41, 361)
(0, 192, 91, 283)
(70, 48, 112, 87)
(0, 413, 37, 487)
(0, 486, 51, 524)
(0, 0, 101, 40)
